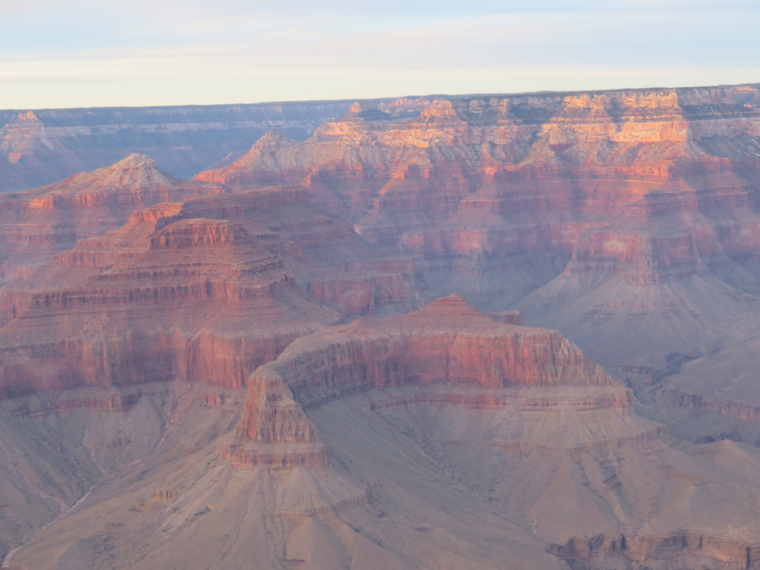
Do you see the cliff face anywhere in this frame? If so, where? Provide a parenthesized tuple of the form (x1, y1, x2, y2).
(236, 295, 623, 453)
(162, 185, 423, 317)
(198, 85, 760, 374)
(0, 171, 425, 397)
(0, 201, 340, 396)
(223, 294, 760, 570)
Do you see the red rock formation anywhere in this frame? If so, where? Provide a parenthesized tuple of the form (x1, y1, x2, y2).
(198, 85, 760, 375)
(233, 295, 622, 464)
(148, 185, 423, 317)
(0, 154, 228, 284)
(221, 293, 760, 570)
(0, 172, 425, 400)
(0, 203, 340, 397)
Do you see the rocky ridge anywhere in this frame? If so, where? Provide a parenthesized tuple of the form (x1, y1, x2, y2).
(0, 154, 228, 284)
(216, 295, 760, 569)
(197, 84, 760, 378)
(0, 97, 438, 193)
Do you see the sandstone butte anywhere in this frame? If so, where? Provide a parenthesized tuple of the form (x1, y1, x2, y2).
(228, 296, 760, 569)
(196, 84, 760, 384)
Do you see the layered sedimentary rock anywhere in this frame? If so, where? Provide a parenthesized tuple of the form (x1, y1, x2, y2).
(217, 295, 760, 569)
(0, 171, 424, 401)
(0, 103, 351, 192)
(0, 201, 340, 397)
(198, 85, 760, 378)
(235, 294, 618, 454)
(140, 184, 424, 317)
(0, 97, 438, 193)
(3, 84, 760, 568)
(0, 154, 228, 284)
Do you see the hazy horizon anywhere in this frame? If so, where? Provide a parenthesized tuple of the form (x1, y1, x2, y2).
(2, 0, 759, 110)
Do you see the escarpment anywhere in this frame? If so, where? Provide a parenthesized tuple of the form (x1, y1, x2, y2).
(198, 85, 760, 374)
(0, 202, 340, 397)
(233, 295, 634, 461)
(223, 295, 760, 570)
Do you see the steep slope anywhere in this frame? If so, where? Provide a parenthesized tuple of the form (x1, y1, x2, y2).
(0, 201, 339, 397)
(197, 84, 760, 378)
(13, 296, 760, 569)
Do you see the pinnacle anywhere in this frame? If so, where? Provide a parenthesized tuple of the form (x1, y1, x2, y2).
(115, 153, 158, 169)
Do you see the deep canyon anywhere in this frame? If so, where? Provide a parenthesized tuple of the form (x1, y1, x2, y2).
(0, 83, 760, 569)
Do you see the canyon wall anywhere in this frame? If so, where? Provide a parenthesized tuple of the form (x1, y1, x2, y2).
(0, 207, 340, 396)
(0, 160, 422, 400)
(2, 84, 760, 569)
(235, 295, 621, 456)
(197, 84, 760, 376)
(0, 97, 440, 193)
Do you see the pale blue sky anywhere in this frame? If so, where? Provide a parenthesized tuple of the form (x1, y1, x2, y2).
(1, 0, 758, 109)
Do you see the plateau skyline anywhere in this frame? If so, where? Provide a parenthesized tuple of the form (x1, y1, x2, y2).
(2, 0, 759, 109)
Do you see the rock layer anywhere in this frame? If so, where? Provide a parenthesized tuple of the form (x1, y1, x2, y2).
(198, 84, 760, 375)
(0, 154, 228, 284)
(224, 294, 760, 570)
(0, 199, 340, 396)
(234, 295, 626, 461)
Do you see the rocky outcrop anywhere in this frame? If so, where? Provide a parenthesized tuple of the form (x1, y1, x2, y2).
(233, 295, 625, 461)
(0, 172, 426, 398)
(222, 294, 760, 570)
(198, 85, 760, 374)
(149, 185, 423, 317)
(0, 202, 340, 397)
(0, 154, 228, 284)
(551, 530, 760, 569)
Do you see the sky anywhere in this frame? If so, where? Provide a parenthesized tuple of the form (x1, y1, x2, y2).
(1, 0, 759, 110)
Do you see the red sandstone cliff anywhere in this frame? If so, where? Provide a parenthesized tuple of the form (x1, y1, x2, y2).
(0, 203, 340, 396)
(0, 174, 426, 397)
(235, 295, 619, 452)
